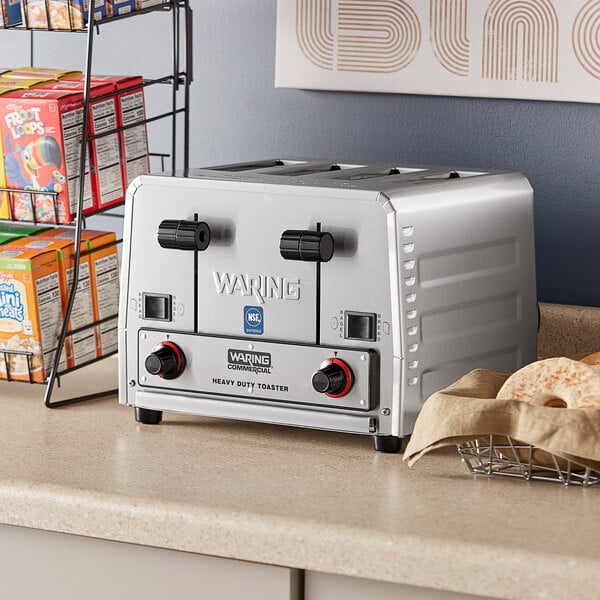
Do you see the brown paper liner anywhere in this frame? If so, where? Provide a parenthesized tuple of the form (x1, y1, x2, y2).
(403, 369, 600, 473)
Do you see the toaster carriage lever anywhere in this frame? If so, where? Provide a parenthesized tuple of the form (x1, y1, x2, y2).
(280, 230, 334, 262)
(157, 219, 211, 251)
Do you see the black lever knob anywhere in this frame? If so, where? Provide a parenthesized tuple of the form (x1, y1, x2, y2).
(158, 220, 211, 251)
(280, 230, 334, 262)
(311, 359, 353, 397)
(145, 342, 186, 380)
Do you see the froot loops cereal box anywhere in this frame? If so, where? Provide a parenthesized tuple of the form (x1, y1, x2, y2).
(0, 88, 94, 223)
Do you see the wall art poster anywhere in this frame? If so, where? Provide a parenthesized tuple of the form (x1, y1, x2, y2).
(276, 0, 600, 103)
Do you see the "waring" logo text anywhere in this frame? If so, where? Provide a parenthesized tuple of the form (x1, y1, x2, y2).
(227, 349, 272, 374)
(214, 272, 300, 304)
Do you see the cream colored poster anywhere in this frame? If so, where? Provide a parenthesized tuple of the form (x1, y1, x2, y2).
(276, 0, 600, 103)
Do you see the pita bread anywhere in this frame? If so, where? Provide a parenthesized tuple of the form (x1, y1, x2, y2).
(580, 351, 600, 367)
(496, 357, 600, 409)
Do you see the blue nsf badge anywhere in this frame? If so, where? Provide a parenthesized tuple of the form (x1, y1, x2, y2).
(244, 306, 264, 335)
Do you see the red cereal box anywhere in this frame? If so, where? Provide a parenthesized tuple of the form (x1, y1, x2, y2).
(39, 79, 124, 212)
(64, 74, 149, 198)
(0, 88, 94, 224)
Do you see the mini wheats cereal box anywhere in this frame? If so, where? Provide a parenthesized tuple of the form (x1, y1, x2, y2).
(34, 228, 119, 358)
(0, 88, 93, 223)
(82, 229, 119, 358)
(15, 235, 97, 368)
(0, 246, 63, 382)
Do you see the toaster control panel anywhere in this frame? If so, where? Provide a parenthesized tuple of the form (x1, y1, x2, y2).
(138, 329, 376, 411)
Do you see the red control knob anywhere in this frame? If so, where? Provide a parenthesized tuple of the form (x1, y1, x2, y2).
(311, 358, 354, 398)
(145, 341, 186, 380)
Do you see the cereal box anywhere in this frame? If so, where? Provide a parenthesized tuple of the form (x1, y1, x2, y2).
(65, 74, 149, 198)
(0, 233, 18, 244)
(137, 0, 163, 9)
(0, 106, 6, 220)
(83, 229, 118, 357)
(23, 0, 107, 29)
(106, 0, 135, 16)
(4, 67, 82, 80)
(34, 227, 119, 358)
(0, 0, 23, 27)
(0, 77, 49, 89)
(0, 88, 94, 223)
(0, 245, 63, 382)
(39, 79, 124, 212)
(0, 223, 51, 237)
(14, 235, 96, 368)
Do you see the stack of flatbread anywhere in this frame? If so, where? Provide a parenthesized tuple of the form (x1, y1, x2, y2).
(403, 352, 600, 470)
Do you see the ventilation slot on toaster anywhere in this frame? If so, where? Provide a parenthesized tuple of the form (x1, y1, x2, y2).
(261, 163, 365, 177)
(330, 167, 426, 181)
(206, 159, 307, 172)
(423, 170, 486, 180)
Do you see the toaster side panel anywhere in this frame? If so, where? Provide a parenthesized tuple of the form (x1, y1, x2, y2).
(388, 172, 537, 434)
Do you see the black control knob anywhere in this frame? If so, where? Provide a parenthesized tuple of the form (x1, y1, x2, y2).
(158, 220, 210, 251)
(280, 230, 334, 262)
(311, 359, 353, 398)
(145, 342, 186, 380)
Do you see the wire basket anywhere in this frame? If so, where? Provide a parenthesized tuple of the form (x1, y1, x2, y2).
(458, 435, 600, 486)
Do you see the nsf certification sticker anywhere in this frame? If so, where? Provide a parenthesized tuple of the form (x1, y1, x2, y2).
(244, 306, 264, 335)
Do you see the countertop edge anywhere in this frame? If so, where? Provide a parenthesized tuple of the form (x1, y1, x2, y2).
(1, 480, 599, 599)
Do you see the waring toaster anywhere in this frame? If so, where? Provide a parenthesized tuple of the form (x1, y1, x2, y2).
(118, 159, 537, 452)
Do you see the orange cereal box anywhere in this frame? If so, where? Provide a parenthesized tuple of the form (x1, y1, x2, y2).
(34, 227, 119, 358)
(83, 229, 118, 358)
(15, 235, 97, 368)
(0, 245, 64, 382)
(0, 88, 94, 223)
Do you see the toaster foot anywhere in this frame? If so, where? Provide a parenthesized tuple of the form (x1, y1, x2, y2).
(135, 407, 163, 425)
(372, 435, 402, 453)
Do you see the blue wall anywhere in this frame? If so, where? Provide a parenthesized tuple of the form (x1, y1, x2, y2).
(0, 1, 597, 306)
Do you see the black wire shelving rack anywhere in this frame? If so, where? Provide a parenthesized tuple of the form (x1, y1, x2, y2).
(0, 0, 192, 407)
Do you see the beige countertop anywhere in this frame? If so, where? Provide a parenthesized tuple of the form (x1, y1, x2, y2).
(0, 303, 599, 600)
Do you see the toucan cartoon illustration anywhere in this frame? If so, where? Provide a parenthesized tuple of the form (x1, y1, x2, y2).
(4, 134, 63, 191)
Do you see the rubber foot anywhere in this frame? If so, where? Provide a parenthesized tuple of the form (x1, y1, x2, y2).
(372, 435, 402, 453)
(135, 407, 163, 425)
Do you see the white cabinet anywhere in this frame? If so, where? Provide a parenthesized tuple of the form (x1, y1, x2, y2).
(305, 572, 501, 600)
(0, 524, 301, 600)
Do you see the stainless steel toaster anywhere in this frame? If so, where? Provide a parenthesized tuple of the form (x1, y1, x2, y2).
(118, 159, 537, 452)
